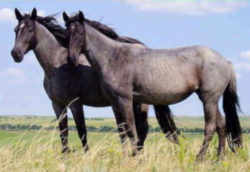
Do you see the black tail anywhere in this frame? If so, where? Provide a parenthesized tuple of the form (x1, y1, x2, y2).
(223, 70, 242, 152)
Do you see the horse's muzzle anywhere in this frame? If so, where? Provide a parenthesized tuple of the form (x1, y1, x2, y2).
(11, 49, 23, 63)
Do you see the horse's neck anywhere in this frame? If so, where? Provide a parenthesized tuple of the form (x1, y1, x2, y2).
(85, 24, 119, 71)
(33, 22, 68, 77)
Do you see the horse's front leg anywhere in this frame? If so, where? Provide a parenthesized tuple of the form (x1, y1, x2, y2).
(133, 103, 149, 151)
(112, 96, 139, 156)
(70, 102, 89, 152)
(52, 102, 70, 153)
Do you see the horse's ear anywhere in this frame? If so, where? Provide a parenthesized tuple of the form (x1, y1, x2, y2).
(63, 12, 69, 23)
(31, 8, 37, 20)
(15, 8, 23, 21)
(78, 11, 85, 23)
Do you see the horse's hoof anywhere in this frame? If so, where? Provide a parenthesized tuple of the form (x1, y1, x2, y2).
(216, 153, 225, 162)
(136, 144, 144, 151)
(83, 145, 89, 153)
(167, 135, 179, 144)
(131, 152, 137, 157)
(166, 132, 179, 144)
(61, 147, 71, 154)
(195, 155, 205, 163)
(131, 150, 138, 157)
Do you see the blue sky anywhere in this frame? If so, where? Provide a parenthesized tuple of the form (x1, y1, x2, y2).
(0, 0, 250, 117)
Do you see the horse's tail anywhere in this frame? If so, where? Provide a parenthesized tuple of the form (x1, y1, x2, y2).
(223, 67, 242, 152)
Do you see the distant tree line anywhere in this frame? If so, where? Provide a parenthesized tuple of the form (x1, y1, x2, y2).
(1, 123, 250, 134)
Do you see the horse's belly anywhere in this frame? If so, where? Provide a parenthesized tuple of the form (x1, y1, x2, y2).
(134, 79, 197, 105)
(134, 90, 192, 105)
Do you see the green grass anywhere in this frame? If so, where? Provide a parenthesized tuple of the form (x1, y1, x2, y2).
(0, 116, 249, 172)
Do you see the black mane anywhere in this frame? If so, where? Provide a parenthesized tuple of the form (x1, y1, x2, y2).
(35, 15, 69, 47)
(67, 14, 145, 45)
(86, 19, 145, 45)
(26, 14, 145, 47)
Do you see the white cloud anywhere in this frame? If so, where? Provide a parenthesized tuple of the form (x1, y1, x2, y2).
(234, 50, 250, 77)
(0, 8, 46, 24)
(240, 50, 250, 60)
(235, 62, 250, 71)
(119, 0, 248, 15)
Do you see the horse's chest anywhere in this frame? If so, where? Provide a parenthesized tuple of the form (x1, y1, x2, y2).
(44, 78, 78, 104)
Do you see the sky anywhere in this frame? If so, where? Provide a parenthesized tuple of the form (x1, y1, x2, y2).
(0, 0, 250, 117)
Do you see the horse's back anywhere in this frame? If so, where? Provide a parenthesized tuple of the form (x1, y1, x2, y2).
(132, 45, 232, 105)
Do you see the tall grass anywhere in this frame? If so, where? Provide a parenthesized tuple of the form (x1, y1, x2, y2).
(0, 116, 250, 172)
(0, 129, 249, 172)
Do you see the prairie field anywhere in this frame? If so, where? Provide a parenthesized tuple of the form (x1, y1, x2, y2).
(0, 116, 250, 172)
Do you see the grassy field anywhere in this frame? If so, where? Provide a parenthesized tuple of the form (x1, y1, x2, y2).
(0, 116, 250, 172)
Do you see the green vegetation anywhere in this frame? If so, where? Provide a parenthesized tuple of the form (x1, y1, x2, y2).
(0, 116, 250, 133)
(0, 116, 249, 172)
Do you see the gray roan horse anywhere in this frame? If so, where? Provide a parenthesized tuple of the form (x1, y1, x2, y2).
(63, 11, 242, 160)
(11, 8, 179, 153)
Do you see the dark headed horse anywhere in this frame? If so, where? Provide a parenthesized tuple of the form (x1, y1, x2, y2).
(63, 11, 242, 160)
(11, 8, 178, 154)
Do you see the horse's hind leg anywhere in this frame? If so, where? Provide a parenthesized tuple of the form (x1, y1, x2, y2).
(154, 105, 179, 144)
(133, 103, 149, 151)
(216, 109, 226, 160)
(52, 102, 69, 153)
(70, 102, 88, 152)
(196, 93, 218, 161)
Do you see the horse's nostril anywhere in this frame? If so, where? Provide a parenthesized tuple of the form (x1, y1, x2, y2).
(11, 49, 17, 57)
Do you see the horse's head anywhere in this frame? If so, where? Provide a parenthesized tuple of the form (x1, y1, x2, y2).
(63, 11, 86, 66)
(11, 8, 37, 63)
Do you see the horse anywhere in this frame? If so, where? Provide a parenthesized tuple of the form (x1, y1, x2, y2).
(63, 11, 242, 160)
(11, 8, 178, 154)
